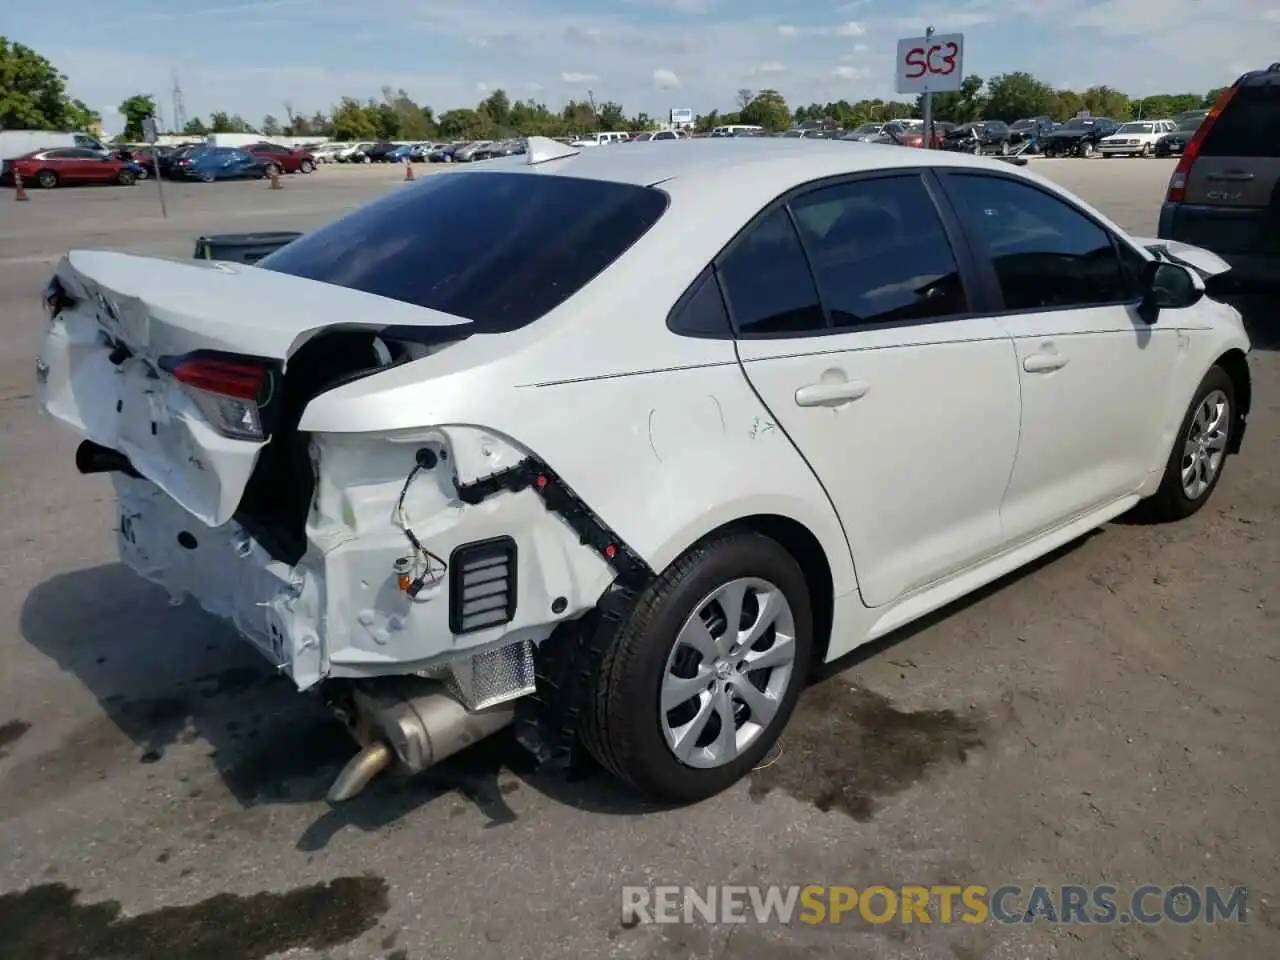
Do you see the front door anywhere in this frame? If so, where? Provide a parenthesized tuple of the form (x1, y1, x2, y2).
(722, 172, 1022, 607)
(937, 170, 1180, 543)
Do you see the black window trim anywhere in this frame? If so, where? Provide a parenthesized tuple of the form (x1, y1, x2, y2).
(665, 167, 992, 341)
(932, 167, 1148, 318)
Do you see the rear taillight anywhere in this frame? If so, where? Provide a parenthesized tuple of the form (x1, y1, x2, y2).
(159, 351, 278, 441)
(1167, 83, 1239, 203)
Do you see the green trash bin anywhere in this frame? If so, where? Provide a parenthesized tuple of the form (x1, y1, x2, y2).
(193, 231, 302, 265)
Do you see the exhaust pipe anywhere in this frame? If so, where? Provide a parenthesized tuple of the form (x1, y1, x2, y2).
(75, 439, 141, 478)
(327, 678, 516, 803)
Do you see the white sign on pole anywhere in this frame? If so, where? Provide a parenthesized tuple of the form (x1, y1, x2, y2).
(141, 115, 159, 144)
(894, 32, 965, 95)
(670, 108, 693, 125)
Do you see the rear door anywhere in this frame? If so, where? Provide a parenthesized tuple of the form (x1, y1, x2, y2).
(725, 171, 1021, 608)
(1182, 78, 1280, 260)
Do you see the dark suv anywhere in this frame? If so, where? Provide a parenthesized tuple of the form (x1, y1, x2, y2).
(1158, 63, 1280, 290)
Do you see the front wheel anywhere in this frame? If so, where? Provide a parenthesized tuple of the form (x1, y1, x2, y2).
(1080, 141, 1095, 158)
(36, 170, 59, 189)
(580, 531, 813, 803)
(1141, 144, 1153, 157)
(1137, 366, 1236, 522)
(299, 160, 314, 173)
(999, 140, 1010, 156)
(134, 166, 148, 180)
(116, 169, 136, 185)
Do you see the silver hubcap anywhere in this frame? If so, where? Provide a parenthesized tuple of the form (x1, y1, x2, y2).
(660, 577, 797, 770)
(1181, 389, 1229, 500)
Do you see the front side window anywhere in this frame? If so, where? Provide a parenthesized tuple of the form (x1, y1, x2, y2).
(942, 173, 1133, 311)
(789, 175, 968, 328)
(259, 172, 669, 333)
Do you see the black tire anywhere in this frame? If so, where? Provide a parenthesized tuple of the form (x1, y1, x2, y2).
(1137, 366, 1236, 522)
(1141, 144, 1153, 157)
(116, 169, 136, 186)
(36, 169, 58, 189)
(199, 171, 215, 183)
(580, 531, 813, 803)
(999, 140, 1010, 156)
(1081, 141, 1095, 158)
(134, 166, 149, 180)
(265, 163, 281, 178)
(299, 160, 314, 174)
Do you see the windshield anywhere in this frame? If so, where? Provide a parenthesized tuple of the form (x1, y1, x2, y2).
(259, 172, 669, 334)
(1010, 120, 1033, 130)
(852, 124, 881, 134)
(1176, 115, 1205, 131)
(1062, 118, 1096, 130)
(1117, 122, 1155, 134)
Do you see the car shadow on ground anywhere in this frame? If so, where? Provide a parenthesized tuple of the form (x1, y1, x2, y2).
(16, 532, 1102, 847)
(15, 564, 664, 845)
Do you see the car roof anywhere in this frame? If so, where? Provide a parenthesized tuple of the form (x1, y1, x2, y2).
(481, 136, 1021, 191)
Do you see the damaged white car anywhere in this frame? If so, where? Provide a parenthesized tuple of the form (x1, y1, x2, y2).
(36, 136, 1252, 803)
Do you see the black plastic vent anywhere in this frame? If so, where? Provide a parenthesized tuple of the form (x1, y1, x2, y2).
(449, 537, 518, 635)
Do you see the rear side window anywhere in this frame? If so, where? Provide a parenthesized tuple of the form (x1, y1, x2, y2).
(258, 172, 668, 333)
(717, 207, 825, 335)
(790, 175, 968, 328)
(1199, 85, 1280, 158)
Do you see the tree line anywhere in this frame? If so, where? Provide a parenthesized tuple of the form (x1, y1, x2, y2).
(4, 36, 1229, 146)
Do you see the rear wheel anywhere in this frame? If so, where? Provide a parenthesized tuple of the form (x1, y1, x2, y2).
(199, 171, 215, 183)
(1138, 366, 1236, 522)
(115, 169, 136, 186)
(580, 532, 813, 803)
(36, 170, 58, 189)
(1081, 141, 1096, 158)
(299, 160, 314, 174)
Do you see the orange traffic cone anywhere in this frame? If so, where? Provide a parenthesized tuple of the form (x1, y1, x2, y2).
(403, 156, 415, 181)
(14, 170, 29, 201)
(268, 165, 282, 190)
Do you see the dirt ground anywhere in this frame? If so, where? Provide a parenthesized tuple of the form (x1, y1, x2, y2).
(0, 157, 1276, 960)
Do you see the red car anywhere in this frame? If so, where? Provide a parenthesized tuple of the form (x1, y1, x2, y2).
(5, 148, 138, 189)
(245, 142, 316, 174)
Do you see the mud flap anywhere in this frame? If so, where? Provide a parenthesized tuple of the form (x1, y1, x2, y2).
(514, 582, 645, 776)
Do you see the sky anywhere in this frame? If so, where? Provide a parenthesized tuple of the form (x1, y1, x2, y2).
(11, 0, 1280, 133)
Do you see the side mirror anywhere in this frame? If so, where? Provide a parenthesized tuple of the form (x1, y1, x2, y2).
(1139, 260, 1203, 323)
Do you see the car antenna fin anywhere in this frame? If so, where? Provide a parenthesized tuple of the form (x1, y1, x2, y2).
(526, 136, 579, 166)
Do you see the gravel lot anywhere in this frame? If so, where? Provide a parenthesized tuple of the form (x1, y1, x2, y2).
(0, 157, 1276, 960)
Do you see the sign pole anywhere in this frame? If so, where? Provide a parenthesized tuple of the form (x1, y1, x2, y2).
(921, 25, 935, 148)
(142, 114, 167, 218)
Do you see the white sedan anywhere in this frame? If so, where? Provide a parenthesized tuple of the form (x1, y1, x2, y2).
(1099, 119, 1177, 156)
(35, 137, 1252, 804)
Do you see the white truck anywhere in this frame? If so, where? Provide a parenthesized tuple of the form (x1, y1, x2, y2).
(0, 130, 111, 160)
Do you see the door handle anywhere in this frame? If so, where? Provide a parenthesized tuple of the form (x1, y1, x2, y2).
(794, 381, 870, 407)
(1023, 353, 1069, 373)
(1207, 171, 1255, 182)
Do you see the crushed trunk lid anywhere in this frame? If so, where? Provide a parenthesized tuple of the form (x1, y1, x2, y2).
(41, 250, 472, 527)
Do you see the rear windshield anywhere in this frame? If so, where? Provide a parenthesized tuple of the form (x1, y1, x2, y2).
(1199, 85, 1280, 158)
(258, 171, 669, 333)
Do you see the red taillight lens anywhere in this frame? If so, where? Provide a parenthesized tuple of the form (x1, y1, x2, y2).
(160, 352, 277, 441)
(1167, 83, 1238, 203)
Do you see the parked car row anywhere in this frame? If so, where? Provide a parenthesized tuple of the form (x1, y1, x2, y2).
(0, 148, 143, 189)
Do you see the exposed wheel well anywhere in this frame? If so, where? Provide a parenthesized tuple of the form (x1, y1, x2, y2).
(1216, 348, 1251, 452)
(703, 514, 835, 672)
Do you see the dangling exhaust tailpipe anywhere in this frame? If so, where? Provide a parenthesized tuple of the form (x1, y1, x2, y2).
(327, 678, 516, 803)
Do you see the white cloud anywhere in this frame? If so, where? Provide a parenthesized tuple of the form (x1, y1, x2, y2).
(526, 81, 545, 92)
(778, 21, 865, 37)
(1263, 8, 1280, 20)
(832, 65, 870, 80)
(852, 42, 870, 52)
(561, 71, 599, 83)
(751, 62, 787, 75)
(653, 68, 681, 89)
(476, 81, 490, 92)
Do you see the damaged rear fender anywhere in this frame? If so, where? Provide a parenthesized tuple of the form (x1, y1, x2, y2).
(306, 425, 623, 679)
